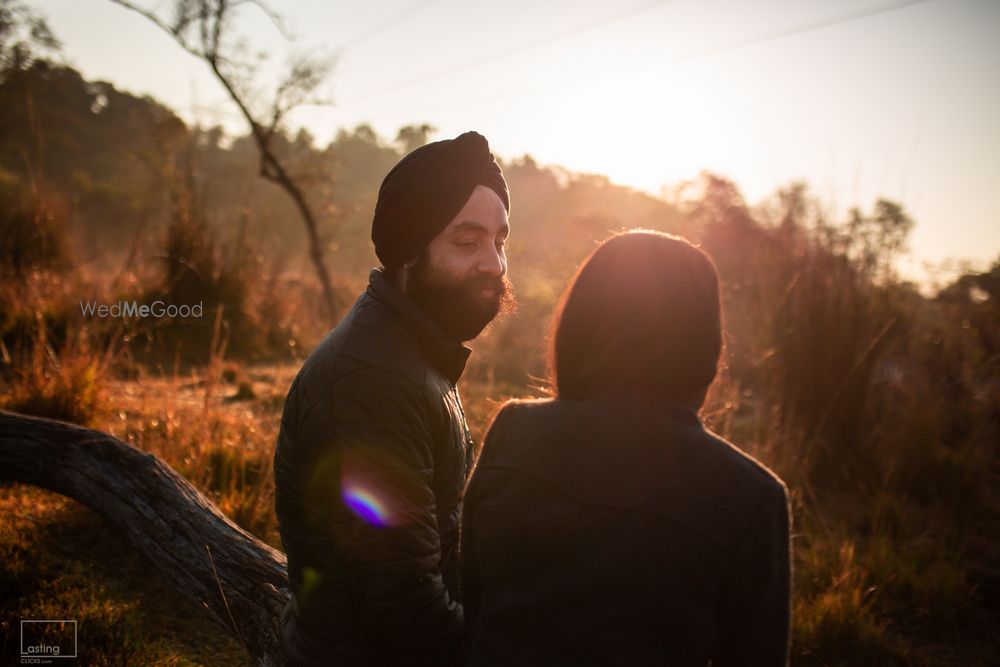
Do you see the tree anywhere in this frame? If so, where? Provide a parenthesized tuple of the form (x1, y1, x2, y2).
(0, 409, 289, 666)
(396, 123, 436, 154)
(846, 198, 914, 283)
(0, 0, 60, 78)
(109, 0, 343, 321)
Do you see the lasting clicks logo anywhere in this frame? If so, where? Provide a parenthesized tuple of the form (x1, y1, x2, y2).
(19, 620, 77, 664)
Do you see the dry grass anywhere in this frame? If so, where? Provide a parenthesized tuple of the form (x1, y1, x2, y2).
(0, 359, 298, 665)
(1, 317, 116, 427)
(3, 342, 998, 666)
(0, 485, 252, 666)
(7, 356, 995, 666)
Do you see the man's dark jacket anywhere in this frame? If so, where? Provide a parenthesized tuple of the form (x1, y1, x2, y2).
(461, 394, 791, 666)
(274, 268, 473, 666)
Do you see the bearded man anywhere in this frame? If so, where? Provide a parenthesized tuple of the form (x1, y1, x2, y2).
(273, 131, 513, 666)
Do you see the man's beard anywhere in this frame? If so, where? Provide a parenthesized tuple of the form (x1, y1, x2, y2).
(407, 258, 516, 342)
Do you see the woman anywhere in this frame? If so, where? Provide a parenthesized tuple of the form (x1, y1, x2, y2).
(461, 230, 791, 666)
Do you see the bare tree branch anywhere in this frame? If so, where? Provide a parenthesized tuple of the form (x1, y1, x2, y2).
(110, 0, 342, 322)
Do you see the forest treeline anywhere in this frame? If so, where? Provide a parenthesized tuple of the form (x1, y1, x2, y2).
(1, 10, 999, 664)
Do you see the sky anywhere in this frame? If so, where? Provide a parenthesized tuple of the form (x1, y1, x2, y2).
(28, 0, 1000, 283)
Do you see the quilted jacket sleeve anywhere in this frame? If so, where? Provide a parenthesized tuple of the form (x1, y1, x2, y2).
(298, 366, 465, 665)
(715, 481, 792, 666)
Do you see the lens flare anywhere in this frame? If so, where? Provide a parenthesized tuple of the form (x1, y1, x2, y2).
(341, 481, 394, 528)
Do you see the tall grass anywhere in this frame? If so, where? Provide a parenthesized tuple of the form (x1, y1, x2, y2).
(0, 313, 117, 427)
(692, 180, 999, 664)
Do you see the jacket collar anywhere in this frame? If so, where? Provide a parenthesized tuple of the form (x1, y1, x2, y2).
(588, 386, 704, 429)
(366, 268, 472, 385)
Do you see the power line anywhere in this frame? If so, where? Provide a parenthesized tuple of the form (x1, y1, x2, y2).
(676, 0, 934, 64)
(359, 0, 936, 124)
(337, 0, 447, 51)
(351, 0, 677, 103)
(183, 104, 244, 122)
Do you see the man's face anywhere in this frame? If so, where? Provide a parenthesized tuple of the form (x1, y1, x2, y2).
(406, 185, 514, 342)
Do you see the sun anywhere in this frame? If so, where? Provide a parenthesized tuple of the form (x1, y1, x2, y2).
(501, 65, 760, 197)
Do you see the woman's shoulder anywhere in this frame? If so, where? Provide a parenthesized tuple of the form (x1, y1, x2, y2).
(486, 396, 606, 438)
(696, 427, 789, 502)
(491, 395, 553, 419)
(481, 397, 553, 444)
(476, 397, 588, 469)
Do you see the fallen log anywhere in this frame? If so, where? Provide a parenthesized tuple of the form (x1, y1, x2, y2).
(0, 409, 290, 666)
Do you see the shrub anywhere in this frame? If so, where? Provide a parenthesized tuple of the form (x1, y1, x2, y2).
(0, 315, 115, 426)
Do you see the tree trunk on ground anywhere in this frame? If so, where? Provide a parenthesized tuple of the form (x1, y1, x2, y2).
(0, 410, 290, 667)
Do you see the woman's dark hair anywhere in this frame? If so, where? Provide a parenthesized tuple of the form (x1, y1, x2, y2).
(549, 230, 723, 404)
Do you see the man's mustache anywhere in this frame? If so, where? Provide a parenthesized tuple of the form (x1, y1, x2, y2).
(464, 273, 509, 295)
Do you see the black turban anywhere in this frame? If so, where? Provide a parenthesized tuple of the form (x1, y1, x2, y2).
(372, 131, 509, 269)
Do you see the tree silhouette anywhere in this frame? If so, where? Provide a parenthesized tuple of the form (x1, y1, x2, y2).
(0, 0, 61, 75)
(109, 0, 343, 321)
(396, 123, 437, 153)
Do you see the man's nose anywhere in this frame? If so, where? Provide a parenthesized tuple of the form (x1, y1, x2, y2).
(478, 245, 505, 277)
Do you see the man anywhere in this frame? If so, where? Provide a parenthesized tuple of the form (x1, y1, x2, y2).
(273, 131, 513, 666)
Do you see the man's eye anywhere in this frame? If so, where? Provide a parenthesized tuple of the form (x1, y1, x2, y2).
(455, 240, 477, 248)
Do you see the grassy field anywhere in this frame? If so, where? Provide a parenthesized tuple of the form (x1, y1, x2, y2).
(2, 348, 998, 665)
(1, 177, 998, 665)
(0, 364, 296, 666)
